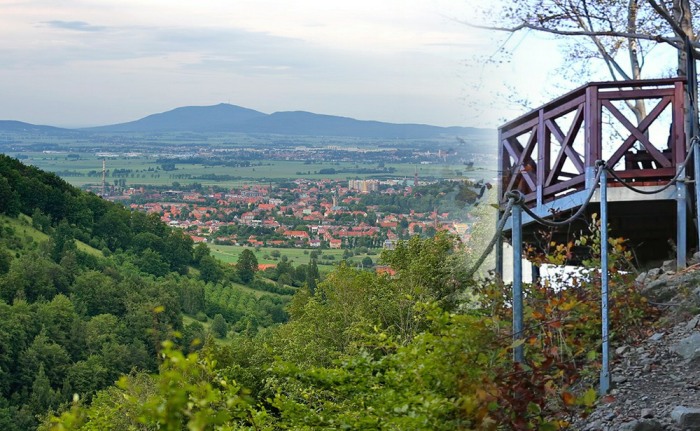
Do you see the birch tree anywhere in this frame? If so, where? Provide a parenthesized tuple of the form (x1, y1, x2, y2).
(467, 0, 699, 123)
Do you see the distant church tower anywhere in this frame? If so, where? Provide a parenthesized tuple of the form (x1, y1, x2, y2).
(414, 166, 419, 187)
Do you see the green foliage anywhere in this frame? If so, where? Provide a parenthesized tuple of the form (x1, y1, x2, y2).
(30, 209, 659, 430)
(136, 248, 170, 277)
(306, 258, 319, 295)
(211, 314, 228, 339)
(236, 248, 258, 284)
(0, 176, 20, 217)
(203, 283, 288, 333)
(380, 231, 464, 310)
(198, 255, 223, 284)
(42, 342, 269, 431)
(270, 306, 499, 430)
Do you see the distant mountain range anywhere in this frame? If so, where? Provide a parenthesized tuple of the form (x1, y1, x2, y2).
(0, 104, 491, 139)
(0, 120, 79, 135)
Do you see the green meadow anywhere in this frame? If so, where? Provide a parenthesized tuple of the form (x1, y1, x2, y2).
(24, 153, 479, 188)
(209, 243, 380, 272)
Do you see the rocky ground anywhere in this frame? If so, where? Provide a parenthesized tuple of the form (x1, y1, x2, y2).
(572, 260, 700, 430)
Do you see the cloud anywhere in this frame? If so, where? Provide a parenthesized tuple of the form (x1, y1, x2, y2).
(42, 20, 107, 32)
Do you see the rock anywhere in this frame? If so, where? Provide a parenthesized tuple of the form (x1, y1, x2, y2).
(671, 406, 700, 429)
(648, 332, 664, 342)
(612, 374, 628, 384)
(641, 408, 653, 418)
(643, 278, 667, 294)
(670, 333, 700, 362)
(641, 276, 677, 301)
(647, 267, 662, 278)
(687, 314, 700, 331)
(616, 345, 631, 356)
(585, 419, 603, 431)
(635, 271, 649, 284)
(662, 259, 676, 272)
(619, 419, 663, 431)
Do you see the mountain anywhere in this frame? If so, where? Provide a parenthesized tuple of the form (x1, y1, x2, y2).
(84, 104, 486, 138)
(0, 120, 76, 135)
(84, 104, 267, 133)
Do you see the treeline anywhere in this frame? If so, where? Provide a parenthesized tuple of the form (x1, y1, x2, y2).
(358, 180, 481, 214)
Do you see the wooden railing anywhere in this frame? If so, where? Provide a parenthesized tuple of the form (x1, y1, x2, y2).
(498, 78, 687, 208)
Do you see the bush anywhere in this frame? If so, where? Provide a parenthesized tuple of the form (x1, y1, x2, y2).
(211, 314, 228, 339)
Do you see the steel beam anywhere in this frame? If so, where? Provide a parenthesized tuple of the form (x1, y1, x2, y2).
(677, 171, 687, 270)
(599, 169, 610, 395)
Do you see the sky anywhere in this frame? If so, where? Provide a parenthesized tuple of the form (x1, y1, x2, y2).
(0, 0, 560, 129)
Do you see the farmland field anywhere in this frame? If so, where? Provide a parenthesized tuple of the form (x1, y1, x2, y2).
(24, 153, 488, 188)
(209, 244, 380, 272)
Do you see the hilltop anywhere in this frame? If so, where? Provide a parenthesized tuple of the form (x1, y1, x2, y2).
(81, 103, 487, 138)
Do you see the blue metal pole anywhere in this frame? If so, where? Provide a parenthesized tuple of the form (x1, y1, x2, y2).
(677, 168, 687, 270)
(599, 168, 610, 395)
(512, 203, 524, 363)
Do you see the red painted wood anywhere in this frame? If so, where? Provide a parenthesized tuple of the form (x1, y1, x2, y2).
(499, 78, 687, 209)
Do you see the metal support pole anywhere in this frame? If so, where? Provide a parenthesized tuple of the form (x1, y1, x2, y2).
(677, 172, 687, 270)
(512, 203, 524, 363)
(599, 168, 610, 395)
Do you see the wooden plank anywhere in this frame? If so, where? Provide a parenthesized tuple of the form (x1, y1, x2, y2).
(673, 81, 686, 165)
(542, 95, 586, 120)
(597, 88, 675, 100)
(502, 136, 524, 162)
(537, 108, 547, 206)
(543, 176, 585, 196)
(586, 86, 601, 164)
(500, 117, 539, 140)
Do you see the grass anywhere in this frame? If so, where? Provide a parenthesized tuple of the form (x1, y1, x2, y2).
(208, 244, 381, 273)
(0, 214, 103, 257)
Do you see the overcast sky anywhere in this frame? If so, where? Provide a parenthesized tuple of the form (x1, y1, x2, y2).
(0, 0, 561, 128)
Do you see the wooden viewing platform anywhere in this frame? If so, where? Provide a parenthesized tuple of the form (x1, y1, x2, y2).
(498, 78, 697, 267)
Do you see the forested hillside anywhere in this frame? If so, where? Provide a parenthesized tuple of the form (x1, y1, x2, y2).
(0, 155, 291, 430)
(0, 155, 658, 430)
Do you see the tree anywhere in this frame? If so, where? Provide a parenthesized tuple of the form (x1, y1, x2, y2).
(199, 255, 223, 284)
(0, 176, 20, 217)
(192, 242, 210, 265)
(31, 208, 51, 233)
(236, 249, 258, 284)
(306, 258, 319, 296)
(28, 364, 59, 417)
(163, 230, 193, 275)
(211, 314, 228, 339)
(137, 249, 171, 278)
(466, 0, 699, 122)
